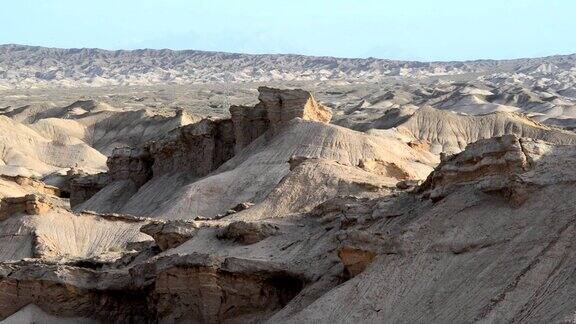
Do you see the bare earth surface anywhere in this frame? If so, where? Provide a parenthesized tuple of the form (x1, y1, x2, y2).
(1, 45, 576, 323)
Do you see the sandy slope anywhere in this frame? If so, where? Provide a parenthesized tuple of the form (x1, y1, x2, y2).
(0, 210, 150, 262)
(394, 106, 576, 153)
(0, 116, 106, 177)
(0, 99, 198, 179)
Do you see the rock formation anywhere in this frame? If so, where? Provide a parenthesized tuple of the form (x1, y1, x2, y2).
(74, 87, 349, 218)
(337, 246, 376, 278)
(0, 194, 52, 219)
(3, 131, 576, 322)
(147, 118, 235, 177)
(230, 87, 332, 152)
(107, 147, 153, 186)
(419, 134, 531, 201)
(393, 106, 576, 154)
(68, 172, 109, 207)
(0, 175, 60, 196)
(3, 34, 576, 324)
(140, 220, 198, 251)
(275, 135, 576, 323)
(6, 75, 576, 323)
(95, 87, 331, 196)
(217, 221, 280, 245)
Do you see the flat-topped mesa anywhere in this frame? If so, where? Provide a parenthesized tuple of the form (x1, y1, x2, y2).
(230, 86, 332, 152)
(259, 87, 332, 127)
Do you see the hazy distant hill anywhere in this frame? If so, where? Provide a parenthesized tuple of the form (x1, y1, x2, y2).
(1, 44, 575, 88)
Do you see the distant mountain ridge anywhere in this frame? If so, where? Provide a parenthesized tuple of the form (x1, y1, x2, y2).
(1, 44, 575, 88)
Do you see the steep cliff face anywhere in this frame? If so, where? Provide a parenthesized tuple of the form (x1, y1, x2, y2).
(230, 87, 332, 152)
(0, 174, 64, 220)
(102, 87, 331, 183)
(419, 134, 531, 202)
(0, 254, 306, 323)
(146, 86, 332, 176)
(98, 87, 331, 195)
(167, 87, 331, 175)
(148, 118, 235, 177)
(0, 194, 52, 220)
(68, 172, 110, 208)
(71, 87, 333, 212)
(258, 86, 332, 131)
(107, 147, 153, 186)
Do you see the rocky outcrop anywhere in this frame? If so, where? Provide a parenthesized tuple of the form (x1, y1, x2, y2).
(231, 86, 332, 152)
(337, 247, 376, 278)
(218, 221, 280, 245)
(0, 175, 60, 197)
(419, 134, 532, 204)
(0, 194, 52, 219)
(275, 139, 576, 323)
(104, 87, 331, 189)
(230, 202, 254, 213)
(107, 147, 153, 186)
(396, 179, 422, 190)
(0, 254, 306, 323)
(140, 220, 199, 251)
(229, 103, 269, 153)
(146, 255, 306, 323)
(69, 172, 110, 207)
(0, 261, 149, 323)
(148, 118, 235, 177)
(358, 158, 410, 180)
(68, 147, 152, 208)
(407, 139, 431, 151)
(418, 133, 576, 208)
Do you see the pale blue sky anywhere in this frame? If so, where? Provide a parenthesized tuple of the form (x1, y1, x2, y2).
(1, 0, 575, 61)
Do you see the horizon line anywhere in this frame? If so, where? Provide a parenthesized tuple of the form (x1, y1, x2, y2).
(2, 43, 575, 65)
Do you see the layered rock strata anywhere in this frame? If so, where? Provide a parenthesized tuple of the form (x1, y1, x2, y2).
(69, 172, 110, 208)
(0, 254, 306, 323)
(72, 87, 332, 208)
(0, 194, 52, 219)
(230, 87, 332, 152)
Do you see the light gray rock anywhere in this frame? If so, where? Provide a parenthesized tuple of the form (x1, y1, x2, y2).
(140, 220, 198, 251)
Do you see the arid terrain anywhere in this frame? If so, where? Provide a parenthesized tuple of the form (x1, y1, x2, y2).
(1, 45, 576, 323)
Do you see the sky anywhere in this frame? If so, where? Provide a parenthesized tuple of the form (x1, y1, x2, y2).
(1, 0, 575, 61)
